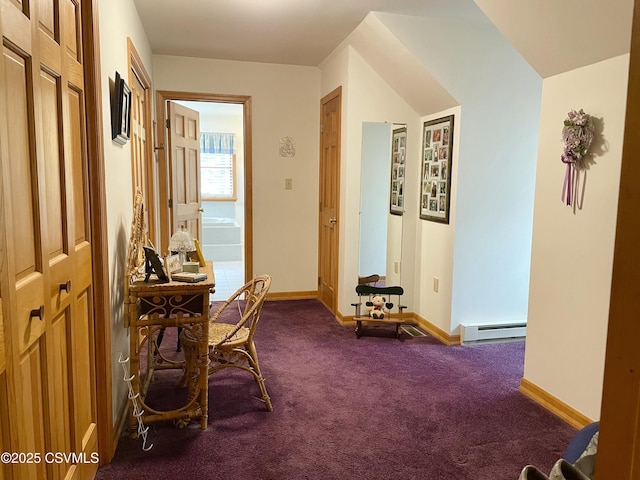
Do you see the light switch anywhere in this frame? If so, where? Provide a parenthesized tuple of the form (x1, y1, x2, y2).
(285, 178, 293, 190)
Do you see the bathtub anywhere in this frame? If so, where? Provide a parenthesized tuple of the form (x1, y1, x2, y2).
(201, 217, 242, 261)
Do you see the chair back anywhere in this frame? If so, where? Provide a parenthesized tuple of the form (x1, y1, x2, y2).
(358, 274, 380, 286)
(355, 284, 403, 297)
(211, 274, 271, 345)
(353, 284, 405, 320)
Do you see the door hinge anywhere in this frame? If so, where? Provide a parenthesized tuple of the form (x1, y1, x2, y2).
(166, 118, 170, 128)
(168, 198, 173, 208)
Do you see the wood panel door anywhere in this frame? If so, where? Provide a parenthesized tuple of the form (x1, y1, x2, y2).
(318, 87, 341, 313)
(168, 101, 202, 243)
(0, 0, 98, 479)
(128, 41, 155, 247)
(131, 71, 151, 241)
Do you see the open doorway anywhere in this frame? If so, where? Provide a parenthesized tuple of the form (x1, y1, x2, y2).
(174, 100, 245, 300)
(154, 91, 253, 300)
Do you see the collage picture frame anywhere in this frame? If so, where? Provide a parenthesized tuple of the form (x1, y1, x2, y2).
(420, 115, 454, 223)
(389, 127, 407, 216)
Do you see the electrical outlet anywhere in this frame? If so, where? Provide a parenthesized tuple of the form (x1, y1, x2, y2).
(433, 277, 439, 293)
(285, 178, 293, 190)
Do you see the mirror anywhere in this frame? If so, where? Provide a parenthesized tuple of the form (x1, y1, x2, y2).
(358, 122, 404, 287)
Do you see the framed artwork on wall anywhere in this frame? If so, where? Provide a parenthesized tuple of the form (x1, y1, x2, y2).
(389, 127, 407, 216)
(111, 71, 132, 145)
(420, 115, 454, 224)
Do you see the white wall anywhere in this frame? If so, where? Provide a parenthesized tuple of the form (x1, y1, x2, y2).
(97, 0, 152, 424)
(525, 54, 629, 420)
(378, 13, 543, 332)
(320, 46, 420, 314)
(414, 106, 462, 333)
(152, 56, 320, 293)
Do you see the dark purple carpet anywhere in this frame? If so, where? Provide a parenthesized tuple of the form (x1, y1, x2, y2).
(97, 299, 575, 480)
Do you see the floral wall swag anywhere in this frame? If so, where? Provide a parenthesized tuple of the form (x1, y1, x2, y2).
(561, 109, 595, 210)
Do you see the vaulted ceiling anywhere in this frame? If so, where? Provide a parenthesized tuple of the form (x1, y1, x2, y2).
(133, 0, 633, 78)
(132, 0, 487, 66)
(473, 0, 633, 78)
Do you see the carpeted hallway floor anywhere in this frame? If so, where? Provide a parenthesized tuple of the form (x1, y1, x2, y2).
(96, 299, 576, 480)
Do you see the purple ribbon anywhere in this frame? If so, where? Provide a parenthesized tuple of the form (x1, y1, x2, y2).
(561, 161, 585, 210)
(561, 162, 572, 206)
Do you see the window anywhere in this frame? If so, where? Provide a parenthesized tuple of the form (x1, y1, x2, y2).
(200, 132, 236, 201)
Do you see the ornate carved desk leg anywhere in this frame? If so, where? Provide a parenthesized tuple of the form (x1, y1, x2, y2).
(178, 322, 209, 429)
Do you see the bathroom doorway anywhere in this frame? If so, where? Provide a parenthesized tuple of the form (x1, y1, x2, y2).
(155, 91, 252, 301)
(174, 100, 245, 300)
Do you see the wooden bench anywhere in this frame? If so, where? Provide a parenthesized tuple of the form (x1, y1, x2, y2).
(352, 284, 406, 339)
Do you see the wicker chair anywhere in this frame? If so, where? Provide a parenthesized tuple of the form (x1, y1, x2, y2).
(181, 275, 273, 412)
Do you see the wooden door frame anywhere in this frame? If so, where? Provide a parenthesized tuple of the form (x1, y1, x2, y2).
(155, 91, 253, 282)
(81, 0, 114, 464)
(318, 86, 342, 314)
(127, 38, 156, 245)
(597, 0, 640, 475)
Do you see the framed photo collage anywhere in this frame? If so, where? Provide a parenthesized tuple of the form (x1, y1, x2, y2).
(419, 115, 454, 223)
(386, 116, 454, 223)
(389, 127, 407, 216)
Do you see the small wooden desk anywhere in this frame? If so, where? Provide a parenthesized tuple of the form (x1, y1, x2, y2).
(125, 261, 215, 435)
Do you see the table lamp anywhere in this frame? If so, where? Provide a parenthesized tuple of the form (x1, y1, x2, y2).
(169, 227, 195, 266)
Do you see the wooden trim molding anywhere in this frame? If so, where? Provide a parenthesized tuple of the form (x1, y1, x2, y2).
(334, 310, 460, 346)
(266, 291, 318, 301)
(154, 90, 170, 254)
(82, 0, 114, 464)
(127, 37, 152, 91)
(127, 38, 156, 245)
(413, 313, 461, 346)
(519, 378, 593, 430)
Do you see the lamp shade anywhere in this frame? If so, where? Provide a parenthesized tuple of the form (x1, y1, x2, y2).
(169, 227, 195, 253)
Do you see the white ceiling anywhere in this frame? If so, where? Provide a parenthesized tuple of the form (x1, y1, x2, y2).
(133, 0, 633, 83)
(473, 0, 633, 78)
(132, 0, 488, 66)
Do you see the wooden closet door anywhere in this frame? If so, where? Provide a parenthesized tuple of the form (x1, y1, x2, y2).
(0, 0, 98, 479)
(318, 87, 341, 314)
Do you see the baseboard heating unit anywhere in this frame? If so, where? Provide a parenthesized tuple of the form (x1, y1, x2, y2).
(460, 321, 526, 344)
